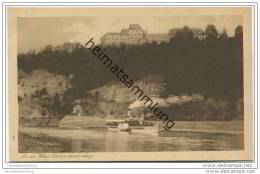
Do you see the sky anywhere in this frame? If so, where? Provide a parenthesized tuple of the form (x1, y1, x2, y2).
(18, 16, 242, 53)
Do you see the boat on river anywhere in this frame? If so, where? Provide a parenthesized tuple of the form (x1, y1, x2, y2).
(106, 119, 159, 133)
(106, 101, 162, 134)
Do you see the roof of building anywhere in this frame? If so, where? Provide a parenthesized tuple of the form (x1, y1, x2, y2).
(129, 24, 142, 30)
(192, 28, 205, 35)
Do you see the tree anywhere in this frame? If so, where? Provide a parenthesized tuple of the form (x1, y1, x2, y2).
(234, 25, 244, 99)
(168, 28, 180, 37)
(235, 25, 243, 39)
(52, 92, 62, 119)
(205, 24, 218, 41)
(182, 26, 194, 38)
(42, 45, 53, 54)
(219, 28, 228, 40)
(173, 26, 194, 40)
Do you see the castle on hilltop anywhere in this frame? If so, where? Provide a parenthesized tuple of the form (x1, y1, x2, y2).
(100, 24, 206, 46)
(100, 24, 170, 46)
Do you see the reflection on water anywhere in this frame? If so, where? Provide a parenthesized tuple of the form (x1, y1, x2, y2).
(19, 127, 244, 153)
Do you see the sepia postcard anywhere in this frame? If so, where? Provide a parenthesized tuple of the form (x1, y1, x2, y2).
(7, 7, 254, 162)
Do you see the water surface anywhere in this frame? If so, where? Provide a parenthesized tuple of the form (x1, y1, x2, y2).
(19, 121, 244, 152)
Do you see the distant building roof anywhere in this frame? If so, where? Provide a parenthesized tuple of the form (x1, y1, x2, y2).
(129, 24, 142, 30)
(192, 28, 205, 35)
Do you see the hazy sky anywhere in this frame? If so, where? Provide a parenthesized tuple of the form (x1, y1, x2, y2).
(18, 16, 242, 53)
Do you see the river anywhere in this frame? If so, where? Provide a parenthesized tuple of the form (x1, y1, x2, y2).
(19, 121, 244, 153)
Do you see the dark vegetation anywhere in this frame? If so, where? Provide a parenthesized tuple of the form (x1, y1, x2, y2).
(18, 25, 244, 120)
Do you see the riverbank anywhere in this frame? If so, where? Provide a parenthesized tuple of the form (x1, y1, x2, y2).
(19, 132, 71, 153)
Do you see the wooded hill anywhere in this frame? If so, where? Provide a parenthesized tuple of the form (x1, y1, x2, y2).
(18, 25, 244, 120)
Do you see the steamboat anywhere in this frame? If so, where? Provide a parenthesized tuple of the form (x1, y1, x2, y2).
(106, 104, 161, 133)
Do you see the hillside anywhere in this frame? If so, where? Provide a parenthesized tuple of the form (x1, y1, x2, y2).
(17, 25, 244, 122)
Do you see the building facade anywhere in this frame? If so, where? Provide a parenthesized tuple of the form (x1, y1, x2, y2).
(100, 24, 171, 46)
(101, 24, 207, 46)
(192, 28, 207, 40)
